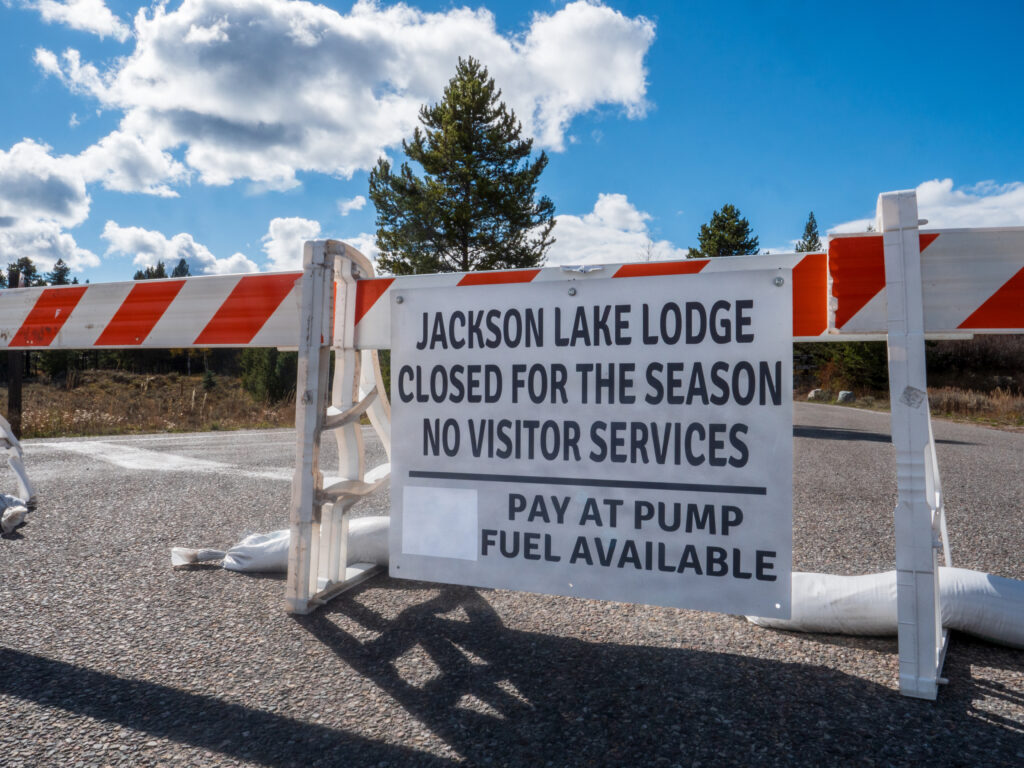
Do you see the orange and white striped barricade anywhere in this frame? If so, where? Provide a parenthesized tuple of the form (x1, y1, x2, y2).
(2, 190, 1022, 700)
(830, 225, 1024, 338)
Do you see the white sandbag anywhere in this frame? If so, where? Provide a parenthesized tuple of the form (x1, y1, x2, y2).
(170, 547, 227, 566)
(172, 516, 391, 573)
(748, 567, 1024, 649)
(940, 567, 1024, 649)
(223, 530, 290, 572)
(347, 516, 390, 566)
(748, 571, 897, 635)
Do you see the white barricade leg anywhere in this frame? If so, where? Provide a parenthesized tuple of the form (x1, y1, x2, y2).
(286, 240, 391, 614)
(880, 191, 951, 699)
(286, 242, 333, 613)
(0, 413, 36, 508)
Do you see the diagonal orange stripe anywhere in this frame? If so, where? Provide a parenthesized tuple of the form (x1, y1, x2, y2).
(457, 269, 541, 286)
(95, 280, 186, 346)
(613, 260, 708, 278)
(831, 234, 938, 328)
(10, 286, 88, 347)
(354, 278, 395, 325)
(958, 266, 1024, 329)
(830, 236, 883, 329)
(792, 253, 828, 336)
(193, 273, 300, 346)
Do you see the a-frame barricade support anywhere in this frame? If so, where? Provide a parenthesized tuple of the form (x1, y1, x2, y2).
(285, 240, 391, 615)
(879, 190, 952, 699)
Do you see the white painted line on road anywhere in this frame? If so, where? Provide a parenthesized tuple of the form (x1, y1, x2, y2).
(25, 425, 376, 447)
(29, 432, 294, 446)
(32, 440, 293, 482)
(121, 435, 293, 445)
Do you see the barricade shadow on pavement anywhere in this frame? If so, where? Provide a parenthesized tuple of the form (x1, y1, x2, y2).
(296, 578, 1023, 767)
(793, 425, 975, 446)
(1, 580, 1020, 766)
(0, 644, 458, 767)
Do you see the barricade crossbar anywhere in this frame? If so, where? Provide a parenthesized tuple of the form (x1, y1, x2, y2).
(0, 221, 1020, 352)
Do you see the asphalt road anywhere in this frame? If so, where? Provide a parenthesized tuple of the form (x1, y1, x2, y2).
(0, 403, 1021, 766)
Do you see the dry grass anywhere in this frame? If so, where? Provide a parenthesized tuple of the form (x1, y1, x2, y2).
(800, 386, 1024, 428)
(2, 370, 294, 438)
(796, 335, 1024, 428)
(927, 386, 1024, 427)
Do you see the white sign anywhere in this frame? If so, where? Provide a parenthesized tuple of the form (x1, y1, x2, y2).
(389, 271, 793, 618)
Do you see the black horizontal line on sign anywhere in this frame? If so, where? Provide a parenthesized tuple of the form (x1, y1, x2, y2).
(407, 470, 767, 496)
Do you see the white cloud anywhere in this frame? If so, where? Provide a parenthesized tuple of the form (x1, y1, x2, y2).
(759, 241, 800, 255)
(184, 18, 230, 45)
(34, 47, 61, 77)
(0, 139, 90, 227)
(0, 219, 99, 271)
(35, 47, 104, 96)
(37, 0, 654, 191)
(24, 0, 130, 42)
(514, 1, 652, 150)
(829, 178, 1024, 234)
(261, 216, 322, 271)
(828, 217, 876, 235)
(101, 221, 259, 275)
(547, 193, 689, 266)
(915, 179, 1024, 228)
(205, 251, 262, 275)
(0, 139, 97, 271)
(338, 195, 366, 216)
(76, 131, 190, 196)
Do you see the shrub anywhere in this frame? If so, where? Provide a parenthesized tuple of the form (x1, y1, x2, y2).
(240, 348, 297, 402)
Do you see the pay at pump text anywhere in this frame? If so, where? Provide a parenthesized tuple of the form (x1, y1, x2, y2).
(509, 493, 744, 535)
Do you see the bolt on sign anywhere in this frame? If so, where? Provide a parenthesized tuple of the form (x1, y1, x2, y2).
(389, 270, 793, 618)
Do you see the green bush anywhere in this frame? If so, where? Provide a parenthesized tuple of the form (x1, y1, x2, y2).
(240, 348, 297, 402)
(797, 341, 889, 392)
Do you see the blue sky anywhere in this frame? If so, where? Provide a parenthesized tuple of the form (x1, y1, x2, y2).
(2, 0, 1023, 283)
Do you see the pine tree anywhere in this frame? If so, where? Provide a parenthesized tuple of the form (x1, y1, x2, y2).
(691, 204, 759, 257)
(171, 258, 191, 278)
(795, 211, 823, 252)
(7, 257, 44, 286)
(369, 57, 555, 275)
(134, 261, 168, 280)
(46, 259, 73, 285)
(240, 348, 296, 402)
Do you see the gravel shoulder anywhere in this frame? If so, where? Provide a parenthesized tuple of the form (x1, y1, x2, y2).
(0, 404, 1021, 767)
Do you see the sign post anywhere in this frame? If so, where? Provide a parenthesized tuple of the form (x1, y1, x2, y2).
(389, 270, 793, 617)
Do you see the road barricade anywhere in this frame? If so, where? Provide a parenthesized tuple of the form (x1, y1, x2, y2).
(3, 189, 1022, 699)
